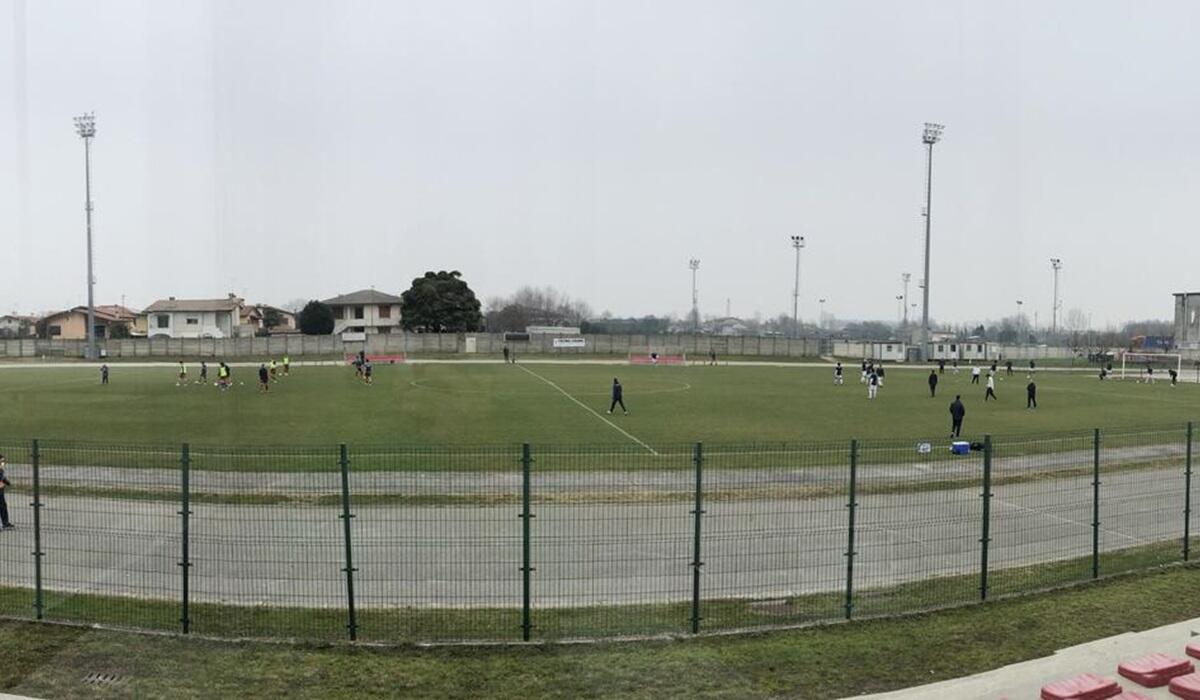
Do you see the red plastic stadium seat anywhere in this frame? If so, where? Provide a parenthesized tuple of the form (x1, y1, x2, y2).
(1187, 641, 1200, 661)
(1172, 673, 1200, 699)
(1040, 673, 1123, 700)
(1171, 673, 1200, 699)
(1111, 693, 1152, 700)
(1118, 653, 1194, 687)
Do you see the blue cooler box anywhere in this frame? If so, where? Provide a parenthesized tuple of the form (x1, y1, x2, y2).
(951, 441, 970, 455)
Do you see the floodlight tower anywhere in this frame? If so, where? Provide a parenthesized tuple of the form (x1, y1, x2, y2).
(895, 295, 904, 325)
(790, 235, 805, 337)
(689, 258, 700, 333)
(1016, 300, 1024, 342)
(901, 273, 911, 327)
(1050, 258, 1063, 333)
(919, 122, 943, 361)
(819, 298, 827, 329)
(74, 112, 97, 361)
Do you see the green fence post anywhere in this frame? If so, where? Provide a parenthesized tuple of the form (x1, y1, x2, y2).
(690, 442, 704, 634)
(844, 439, 858, 621)
(338, 444, 358, 641)
(520, 443, 534, 642)
(178, 443, 191, 634)
(979, 434, 993, 601)
(1186, 422, 1193, 562)
(31, 439, 43, 621)
(1092, 428, 1101, 579)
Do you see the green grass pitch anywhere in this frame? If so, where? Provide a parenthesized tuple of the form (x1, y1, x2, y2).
(0, 362, 1196, 448)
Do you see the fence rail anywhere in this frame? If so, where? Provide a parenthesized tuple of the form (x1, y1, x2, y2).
(0, 425, 1197, 643)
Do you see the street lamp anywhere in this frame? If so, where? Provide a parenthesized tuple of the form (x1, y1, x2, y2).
(74, 112, 97, 361)
(818, 298, 827, 329)
(901, 273, 911, 326)
(790, 236, 805, 338)
(919, 122, 943, 361)
(689, 258, 700, 333)
(1016, 300, 1024, 343)
(1050, 258, 1063, 333)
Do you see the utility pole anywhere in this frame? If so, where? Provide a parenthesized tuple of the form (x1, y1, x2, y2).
(74, 112, 97, 361)
(919, 122, 944, 362)
(901, 273, 911, 327)
(790, 236, 805, 338)
(895, 295, 904, 325)
(1050, 258, 1063, 333)
(819, 298, 827, 330)
(689, 258, 700, 333)
(1016, 300, 1024, 343)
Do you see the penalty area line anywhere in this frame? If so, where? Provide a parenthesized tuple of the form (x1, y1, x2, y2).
(517, 364, 660, 456)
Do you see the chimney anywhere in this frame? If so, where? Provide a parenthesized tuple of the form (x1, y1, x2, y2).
(169, 296, 176, 301)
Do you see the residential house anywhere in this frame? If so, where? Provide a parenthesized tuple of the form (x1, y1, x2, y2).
(0, 314, 37, 339)
(38, 305, 139, 340)
(242, 304, 298, 335)
(141, 295, 248, 339)
(322, 290, 403, 337)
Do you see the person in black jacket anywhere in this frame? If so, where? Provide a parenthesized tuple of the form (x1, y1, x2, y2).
(607, 378, 628, 415)
(928, 370, 938, 397)
(949, 395, 966, 438)
(0, 455, 12, 530)
(1026, 380, 1037, 409)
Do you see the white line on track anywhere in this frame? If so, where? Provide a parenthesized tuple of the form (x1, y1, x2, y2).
(517, 364, 660, 456)
(992, 497, 1144, 543)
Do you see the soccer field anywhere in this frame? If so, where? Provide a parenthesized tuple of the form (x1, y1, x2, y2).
(1, 361, 1197, 447)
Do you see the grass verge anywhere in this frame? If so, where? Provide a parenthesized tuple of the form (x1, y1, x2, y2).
(0, 566, 1199, 698)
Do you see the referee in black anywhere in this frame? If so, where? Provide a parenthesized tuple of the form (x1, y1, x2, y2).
(0, 455, 12, 530)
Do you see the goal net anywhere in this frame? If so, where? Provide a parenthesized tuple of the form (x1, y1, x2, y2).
(629, 352, 686, 366)
(1120, 352, 1181, 381)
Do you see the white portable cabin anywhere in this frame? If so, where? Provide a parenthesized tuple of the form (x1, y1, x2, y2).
(959, 341, 989, 361)
(870, 341, 907, 362)
(927, 341, 961, 361)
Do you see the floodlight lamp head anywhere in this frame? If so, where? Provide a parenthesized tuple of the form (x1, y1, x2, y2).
(1050, 258, 1063, 269)
(791, 235, 805, 249)
(689, 258, 700, 270)
(74, 112, 96, 138)
(922, 122, 943, 144)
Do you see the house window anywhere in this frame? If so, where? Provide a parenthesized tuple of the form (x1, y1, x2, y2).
(378, 326, 391, 334)
(977, 344, 983, 352)
(48, 325, 62, 336)
(886, 345, 893, 352)
(937, 345, 944, 352)
(950, 344, 957, 352)
(156, 315, 170, 329)
(354, 306, 365, 320)
(186, 317, 199, 325)
(379, 305, 391, 319)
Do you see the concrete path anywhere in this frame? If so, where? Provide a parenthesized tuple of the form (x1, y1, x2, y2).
(851, 616, 1200, 699)
(0, 466, 1189, 609)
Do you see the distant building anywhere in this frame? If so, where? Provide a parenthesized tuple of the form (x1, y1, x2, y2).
(242, 304, 298, 335)
(39, 305, 140, 340)
(0, 314, 37, 339)
(141, 295, 246, 339)
(322, 289, 403, 338)
(1174, 292, 1200, 349)
(526, 326, 581, 335)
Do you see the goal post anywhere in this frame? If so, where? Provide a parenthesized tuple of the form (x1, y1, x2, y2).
(1120, 352, 1182, 381)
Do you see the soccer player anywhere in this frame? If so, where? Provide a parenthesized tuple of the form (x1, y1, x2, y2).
(1099, 367, 1108, 381)
(867, 370, 879, 400)
(953, 359, 960, 374)
(607, 378, 628, 415)
(363, 360, 374, 385)
(971, 366, 981, 385)
(834, 362, 844, 385)
(860, 360, 868, 383)
(709, 349, 717, 366)
(503, 345, 510, 364)
(282, 355, 291, 376)
(1026, 380, 1037, 409)
(949, 395, 965, 438)
(1170, 368, 1178, 386)
(177, 361, 188, 386)
(928, 370, 938, 397)
(100, 364, 109, 385)
(258, 363, 270, 392)
(269, 359, 279, 382)
(218, 362, 230, 390)
(200, 361, 208, 385)
(1146, 365, 1155, 384)
(0, 455, 11, 530)
(876, 365, 885, 386)
(938, 359, 945, 374)
(1005, 360, 1014, 376)
(650, 352, 659, 365)
(985, 373, 997, 401)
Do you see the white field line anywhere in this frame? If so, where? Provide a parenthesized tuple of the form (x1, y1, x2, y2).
(517, 364, 659, 456)
(992, 497, 1145, 544)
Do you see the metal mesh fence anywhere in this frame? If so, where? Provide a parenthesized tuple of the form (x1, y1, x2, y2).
(0, 426, 1197, 643)
(989, 430, 1098, 596)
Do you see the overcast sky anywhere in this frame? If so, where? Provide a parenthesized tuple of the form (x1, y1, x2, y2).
(2, 0, 1198, 327)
